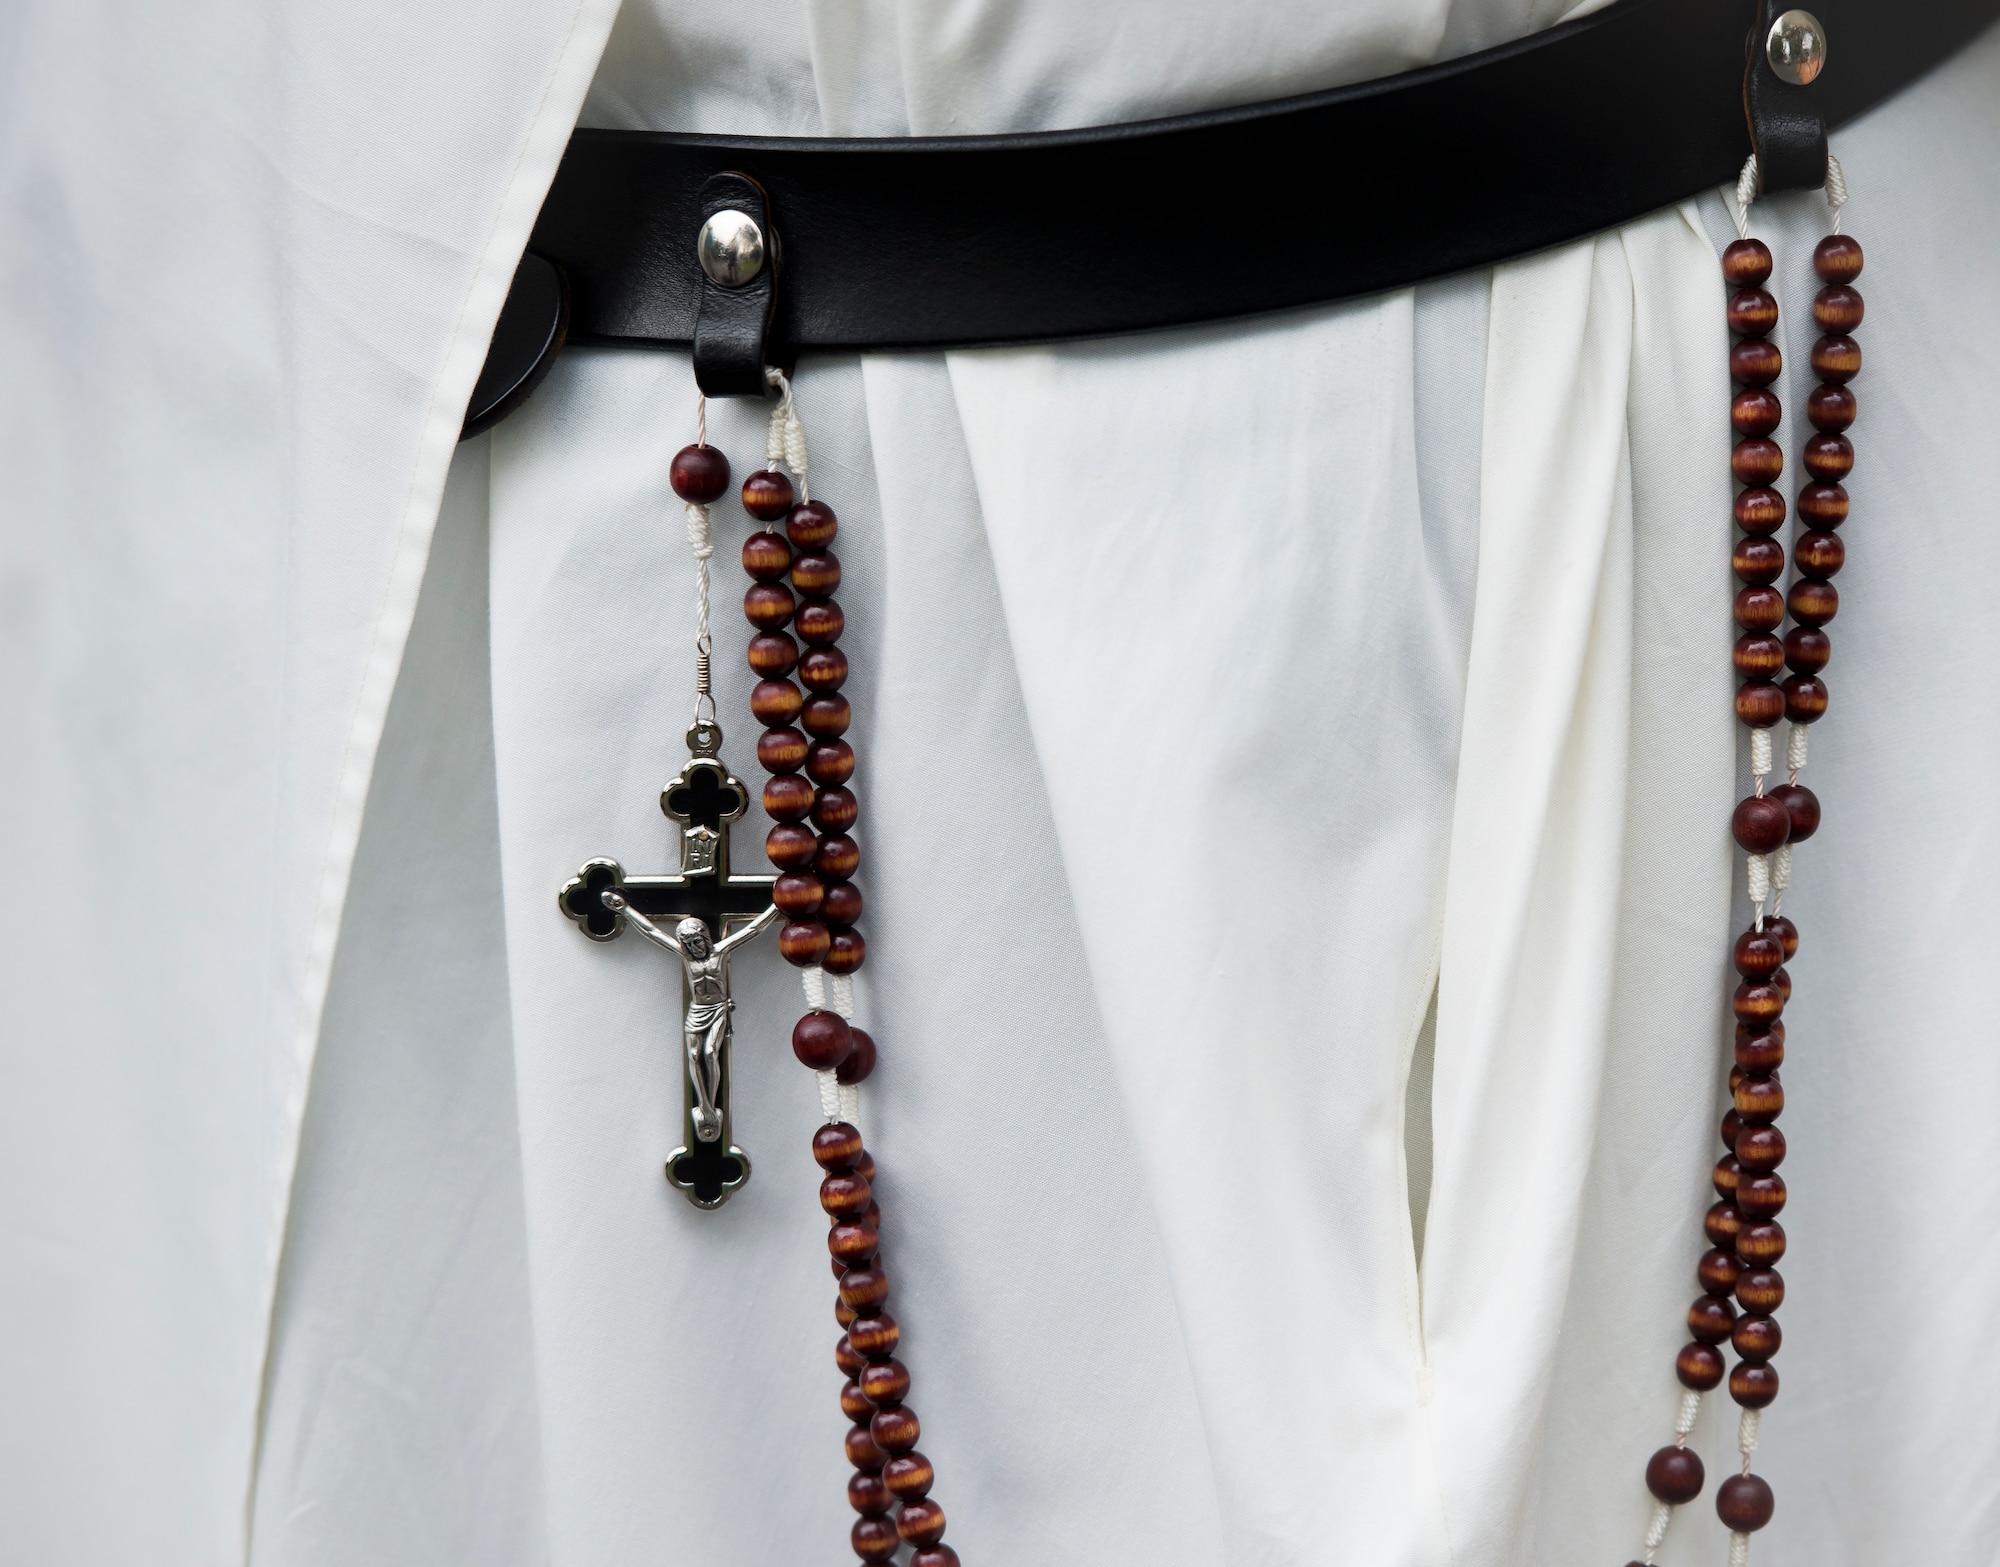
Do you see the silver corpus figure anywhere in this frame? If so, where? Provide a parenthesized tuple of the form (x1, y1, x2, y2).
(603, 892, 782, 1143)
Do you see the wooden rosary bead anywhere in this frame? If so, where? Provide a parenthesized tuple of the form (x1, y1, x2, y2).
(836, 1026, 877, 1084)
(786, 499, 839, 548)
(744, 581, 796, 630)
(1712, 1157, 1743, 1200)
(1732, 1313, 1782, 1364)
(1729, 1362, 1780, 1410)
(1769, 782, 1820, 842)
(791, 550, 842, 597)
(849, 1469, 895, 1517)
(1802, 432, 1853, 481)
(1727, 288, 1779, 337)
(1716, 1472, 1776, 1531)
(757, 726, 809, 775)
(1794, 530, 1845, 579)
(1807, 383, 1857, 433)
(1813, 284, 1864, 333)
(779, 919, 832, 966)
(854, 1148, 876, 1182)
(1785, 626, 1832, 674)
(670, 444, 730, 503)
(774, 871, 826, 917)
(1730, 337, 1783, 387)
(830, 1221, 881, 1268)
(1735, 1124, 1786, 1172)
(1814, 233, 1864, 282)
(841, 1265, 891, 1313)
(843, 1380, 879, 1425)
(912, 1548, 961, 1567)
(1677, 1341, 1726, 1390)
(766, 822, 820, 869)
(1705, 1201, 1744, 1246)
(1734, 486, 1787, 534)
(817, 834, 861, 882)
(824, 928, 868, 975)
(870, 1404, 921, 1455)
(794, 1010, 854, 1070)
(1811, 332, 1862, 383)
(1728, 1064, 1745, 1095)
(800, 647, 849, 692)
(846, 1422, 889, 1471)
(803, 693, 853, 738)
(1732, 634, 1785, 682)
(814, 1122, 865, 1172)
(742, 469, 796, 521)
(1782, 675, 1829, 725)
(897, 1500, 948, 1547)
(1736, 1030, 1784, 1073)
(1735, 1075, 1784, 1124)
(813, 786, 860, 833)
(1773, 965, 1791, 1004)
(1645, 1445, 1707, 1505)
(1735, 1220, 1787, 1266)
(742, 531, 793, 582)
(751, 679, 804, 727)
(763, 773, 816, 823)
(1788, 578, 1839, 627)
(1719, 1110, 1743, 1150)
(796, 599, 846, 647)
(1731, 795, 1791, 853)
(1687, 1293, 1737, 1344)
(1731, 388, 1782, 437)
(1734, 683, 1785, 728)
(1722, 237, 1774, 286)
(848, 1312, 900, 1358)
(822, 881, 864, 928)
(1736, 1172, 1787, 1219)
(1735, 1267, 1785, 1314)
(851, 1517, 901, 1562)
(884, 1452, 935, 1500)
(1730, 438, 1784, 487)
(861, 1357, 911, 1408)
(748, 631, 800, 677)
(1698, 1246, 1743, 1295)
(1796, 481, 1848, 528)
(1734, 586, 1785, 632)
(1733, 980, 1783, 1028)
(822, 1172, 873, 1221)
(1764, 914, 1799, 960)
(1732, 536, 1785, 586)
(807, 738, 856, 786)
(1733, 928, 1784, 978)
(836, 1334, 867, 1376)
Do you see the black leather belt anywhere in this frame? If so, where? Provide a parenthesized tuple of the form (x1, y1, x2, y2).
(465, 0, 1998, 433)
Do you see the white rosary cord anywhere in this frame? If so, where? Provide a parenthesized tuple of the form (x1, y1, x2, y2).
(1637, 1390, 1704, 1564)
(1730, 150, 1848, 237)
(683, 394, 717, 722)
(765, 367, 810, 502)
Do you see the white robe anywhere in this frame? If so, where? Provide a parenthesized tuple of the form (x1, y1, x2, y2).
(4, 3, 1999, 1564)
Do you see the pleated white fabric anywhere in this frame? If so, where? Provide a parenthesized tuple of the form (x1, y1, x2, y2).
(3, 3, 2000, 1566)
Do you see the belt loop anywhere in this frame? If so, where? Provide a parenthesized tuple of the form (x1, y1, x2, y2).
(1744, 2, 1829, 194)
(692, 171, 780, 398)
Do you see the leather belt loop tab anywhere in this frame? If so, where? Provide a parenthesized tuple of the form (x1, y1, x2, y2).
(692, 171, 779, 398)
(1744, 0, 1830, 194)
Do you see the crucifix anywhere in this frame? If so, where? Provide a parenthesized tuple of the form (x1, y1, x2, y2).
(560, 718, 779, 1208)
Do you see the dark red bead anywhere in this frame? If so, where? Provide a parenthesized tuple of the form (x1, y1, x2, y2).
(1734, 929, 1784, 979)
(1699, 1246, 1743, 1295)
(800, 647, 849, 692)
(1813, 285, 1864, 333)
(744, 581, 795, 630)
(1733, 634, 1785, 681)
(1794, 530, 1844, 579)
(1735, 1267, 1785, 1313)
(741, 469, 795, 521)
(1646, 1445, 1707, 1505)
(786, 500, 838, 548)
(897, 1500, 948, 1548)
(848, 1313, 899, 1358)
(780, 919, 832, 966)
(1720, 1109, 1744, 1150)
(912, 1548, 961, 1567)
(1768, 782, 1819, 842)
(884, 1452, 935, 1500)
(1716, 1473, 1775, 1531)
(750, 679, 803, 727)
(837, 1026, 876, 1084)
(1783, 675, 1829, 724)
(1796, 482, 1848, 528)
(1732, 795, 1791, 852)
(1731, 388, 1782, 437)
(1722, 238, 1774, 286)
(762, 773, 815, 823)
(814, 786, 859, 832)
(1730, 338, 1783, 387)
(814, 1121, 864, 1171)
(836, 1334, 866, 1376)
(1736, 1220, 1787, 1266)
(1764, 914, 1799, 960)
(831, 1221, 881, 1268)
(842, 1379, 877, 1425)
(1734, 683, 1785, 727)
(822, 1172, 873, 1221)
(765, 823, 820, 869)
(794, 1010, 854, 1070)
(1732, 535, 1785, 586)
(1705, 1201, 1744, 1245)
(849, 1469, 894, 1517)
(1713, 1155, 1742, 1199)
(851, 1517, 900, 1562)
(1802, 433, 1853, 481)
(1807, 384, 1856, 433)
(1728, 289, 1779, 337)
(1773, 965, 1791, 1005)
(802, 694, 854, 739)
(824, 928, 867, 975)
(1734, 486, 1786, 534)
(1688, 1293, 1736, 1343)
(670, 444, 730, 503)
(1735, 1075, 1783, 1124)
(1784, 627, 1831, 675)
(797, 600, 845, 647)
(791, 550, 842, 597)
(807, 739, 856, 786)
(846, 1423, 889, 1473)
(1789, 579, 1839, 627)
(869, 1404, 920, 1455)
(1811, 334, 1862, 383)
(773, 871, 825, 917)
(1677, 1341, 1725, 1390)
(1731, 438, 1784, 486)
(757, 726, 808, 774)
(747, 631, 799, 677)
(822, 881, 864, 928)
(1737, 1173, 1787, 1220)
(741, 531, 792, 582)
(841, 1265, 891, 1314)
(1729, 1363, 1780, 1410)
(860, 1357, 910, 1408)
(1734, 586, 1785, 632)
(1736, 1030, 1784, 1073)
(1736, 1124, 1786, 1172)
(1733, 981, 1784, 1027)
(1814, 234, 1864, 283)
(817, 834, 861, 882)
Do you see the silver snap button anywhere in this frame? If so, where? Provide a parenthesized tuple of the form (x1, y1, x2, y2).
(1766, 9, 1827, 86)
(696, 209, 766, 288)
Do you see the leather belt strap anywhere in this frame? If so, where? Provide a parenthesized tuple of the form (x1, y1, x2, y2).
(464, 0, 1997, 429)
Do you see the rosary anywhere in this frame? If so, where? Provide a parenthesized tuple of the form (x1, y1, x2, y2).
(556, 151, 1863, 1567)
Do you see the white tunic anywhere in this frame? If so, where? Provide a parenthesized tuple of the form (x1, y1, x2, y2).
(3, 3, 1998, 1565)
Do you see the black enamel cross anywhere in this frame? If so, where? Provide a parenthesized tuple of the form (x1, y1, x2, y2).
(560, 724, 776, 1208)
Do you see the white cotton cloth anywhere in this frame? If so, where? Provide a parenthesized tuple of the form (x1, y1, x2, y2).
(3, 4, 2000, 1566)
